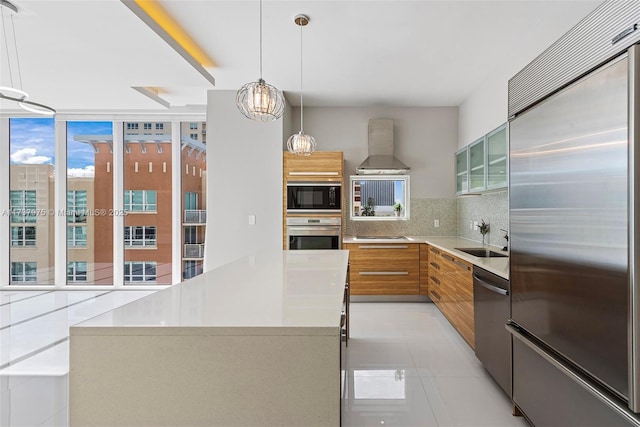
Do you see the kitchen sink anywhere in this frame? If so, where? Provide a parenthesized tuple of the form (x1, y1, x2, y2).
(455, 248, 508, 258)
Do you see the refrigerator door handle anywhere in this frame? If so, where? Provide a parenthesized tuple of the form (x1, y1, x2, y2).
(507, 323, 640, 426)
(629, 43, 640, 413)
(473, 274, 508, 296)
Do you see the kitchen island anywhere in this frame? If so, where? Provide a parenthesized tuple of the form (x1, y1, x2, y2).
(69, 250, 350, 427)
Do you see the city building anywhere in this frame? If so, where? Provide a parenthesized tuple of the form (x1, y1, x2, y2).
(8, 121, 207, 286)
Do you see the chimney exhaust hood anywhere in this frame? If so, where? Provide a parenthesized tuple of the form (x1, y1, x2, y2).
(356, 119, 410, 175)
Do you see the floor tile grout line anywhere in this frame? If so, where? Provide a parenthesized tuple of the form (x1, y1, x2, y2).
(0, 290, 55, 307)
(0, 337, 68, 371)
(0, 290, 113, 332)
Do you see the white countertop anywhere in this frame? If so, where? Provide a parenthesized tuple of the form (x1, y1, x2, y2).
(71, 250, 350, 336)
(343, 236, 509, 279)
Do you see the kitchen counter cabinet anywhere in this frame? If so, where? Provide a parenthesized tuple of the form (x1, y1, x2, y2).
(343, 236, 509, 279)
(70, 250, 349, 427)
(344, 242, 419, 295)
(428, 247, 475, 348)
(419, 243, 430, 295)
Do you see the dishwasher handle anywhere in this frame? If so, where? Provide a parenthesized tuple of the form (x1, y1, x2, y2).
(474, 274, 509, 296)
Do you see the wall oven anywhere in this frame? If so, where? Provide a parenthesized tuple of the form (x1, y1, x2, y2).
(286, 217, 342, 250)
(286, 182, 341, 214)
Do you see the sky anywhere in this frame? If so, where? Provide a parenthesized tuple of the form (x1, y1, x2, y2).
(9, 118, 112, 177)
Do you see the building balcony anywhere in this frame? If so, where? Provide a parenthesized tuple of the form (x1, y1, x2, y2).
(184, 210, 206, 224)
(184, 243, 205, 259)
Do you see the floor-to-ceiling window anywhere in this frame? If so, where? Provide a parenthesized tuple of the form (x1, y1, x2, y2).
(181, 121, 206, 280)
(4, 116, 204, 287)
(9, 118, 55, 285)
(67, 121, 113, 285)
(123, 121, 172, 285)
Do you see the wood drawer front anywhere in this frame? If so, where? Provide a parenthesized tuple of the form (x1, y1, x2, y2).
(284, 151, 343, 177)
(346, 243, 419, 295)
(439, 252, 472, 274)
(347, 243, 419, 266)
(350, 275, 419, 295)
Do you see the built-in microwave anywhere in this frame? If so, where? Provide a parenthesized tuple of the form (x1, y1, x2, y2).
(286, 182, 341, 214)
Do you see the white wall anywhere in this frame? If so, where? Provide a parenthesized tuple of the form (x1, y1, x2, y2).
(288, 107, 458, 198)
(204, 90, 289, 270)
(457, 1, 602, 148)
(457, 76, 509, 149)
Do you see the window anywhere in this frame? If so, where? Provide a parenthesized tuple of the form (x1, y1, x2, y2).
(190, 133, 198, 140)
(183, 260, 202, 279)
(67, 261, 87, 282)
(126, 123, 139, 130)
(189, 123, 198, 130)
(143, 123, 152, 130)
(350, 176, 410, 220)
(125, 261, 157, 283)
(10, 190, 36, 223)
(184, 226, 198, 244)
(124, 190, 156, 212)
(155, 123, 164, 130)
(11, 226, 36, 246)
(184, 192, 198, 210)
(68, 226, 88, 247)
(67, 190, 87, 223)
(125, 226, 157, 247)
(11, 262, 37, 282)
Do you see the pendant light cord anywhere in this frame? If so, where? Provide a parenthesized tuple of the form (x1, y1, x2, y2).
(1, 7, 13, 88)
(259, 0, 263, 79)
(299, 20, 304, 133)
(10, 13, 22, 90)
(1, 8, 23, 90)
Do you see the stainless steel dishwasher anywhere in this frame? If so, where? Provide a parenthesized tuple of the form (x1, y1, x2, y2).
(473, 265, 511, 397)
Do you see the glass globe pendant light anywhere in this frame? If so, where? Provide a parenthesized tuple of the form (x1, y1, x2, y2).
(287, 14, 316, 156)
(236, 0, 285, 121)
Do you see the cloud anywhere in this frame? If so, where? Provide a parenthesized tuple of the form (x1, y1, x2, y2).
(67, 165, 95, 178)
(10, 148, 52, 164)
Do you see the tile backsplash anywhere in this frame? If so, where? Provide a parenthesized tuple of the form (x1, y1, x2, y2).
(346, 198, 457, 237)
(456, 190, 508, 249)
(345, 191, 509, 248)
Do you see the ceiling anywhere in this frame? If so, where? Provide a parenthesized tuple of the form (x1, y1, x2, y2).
(0, 0, 603, 114)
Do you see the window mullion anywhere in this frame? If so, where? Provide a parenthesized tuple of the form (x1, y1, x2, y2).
(54, 119, 67, 288)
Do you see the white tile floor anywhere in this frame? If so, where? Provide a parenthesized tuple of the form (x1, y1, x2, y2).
(342, 303, 530, 427)
(0, 292, 528, 427)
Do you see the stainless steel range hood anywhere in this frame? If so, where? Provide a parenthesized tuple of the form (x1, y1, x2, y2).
(356, 119, 410, 175)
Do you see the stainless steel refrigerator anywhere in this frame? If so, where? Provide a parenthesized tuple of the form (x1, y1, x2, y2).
(508, 2, 640, 425)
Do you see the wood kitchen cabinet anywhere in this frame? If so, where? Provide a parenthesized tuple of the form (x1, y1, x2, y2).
(282, 151, 344, 249)
(283, 151, 344, 179)
(344, 242, 419, 295)
(419, 244, 430, 295)
(427, 247, 475, 348)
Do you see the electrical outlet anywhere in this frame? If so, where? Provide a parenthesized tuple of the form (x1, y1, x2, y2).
(434, 219, 440, 228)
(249, 215, 256, 225)
(469, 220, 473, 230)
(473, 220, 478, 230)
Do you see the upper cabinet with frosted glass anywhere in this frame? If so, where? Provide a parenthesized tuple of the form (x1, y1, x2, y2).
(486, 124, 508, 190)
(455, 148, 468, 194)
(456, 123, 508, 194)
(350, 175, 410, 220)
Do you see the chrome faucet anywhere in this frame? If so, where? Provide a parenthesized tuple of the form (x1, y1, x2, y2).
(500, 228, 509, 251)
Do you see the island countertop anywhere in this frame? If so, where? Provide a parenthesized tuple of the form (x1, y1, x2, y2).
(70, 250, 350, 426)
(71, 250, 350, 335)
